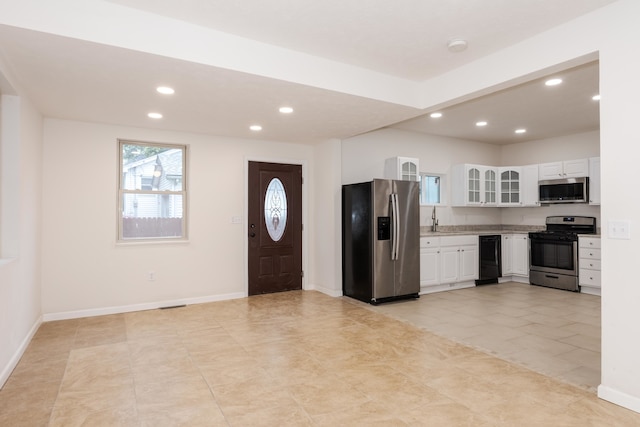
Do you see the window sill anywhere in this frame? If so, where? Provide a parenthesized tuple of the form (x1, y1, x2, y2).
(115, 239, 190, 247)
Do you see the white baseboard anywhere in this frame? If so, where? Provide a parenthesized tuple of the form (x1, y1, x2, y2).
(498, 276, 529, 284)
(42, 292, 246, 322)
(580, 286, 601, 296)
(598, 384, 640, 414)
(306, 283, 343, 297)
(420, 282, 475, 295)
(1, 315, 42, 388)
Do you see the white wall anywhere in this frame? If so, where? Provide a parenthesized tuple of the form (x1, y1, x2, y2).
(342, 127, 502, 184)
(500, 130, 599, 166)
(597, 0, 640, 411)
(40, 119, 316, 317)
(0, 91, 44, 386)
(309, 139, 342, 296)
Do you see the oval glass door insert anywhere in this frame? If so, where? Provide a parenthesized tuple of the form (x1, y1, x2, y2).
(264, 178, 288, 242)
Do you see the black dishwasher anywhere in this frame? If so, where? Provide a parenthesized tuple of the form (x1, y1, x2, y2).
(476, 235, 502, 285)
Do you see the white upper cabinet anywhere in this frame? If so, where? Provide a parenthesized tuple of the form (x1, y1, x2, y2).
(451, 164, 497, 206)
(538, 162, 563, 179)
(589, 157, 601, 205)
(498, 165, 538, 207)
(385, 157, 420, 181)
(521, 164, 540, 207)
(498, 167, 521, 206)
(450, 158, 589, 208)
(539, 158, 589, 180)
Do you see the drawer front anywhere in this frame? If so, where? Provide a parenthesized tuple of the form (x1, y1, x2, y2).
(420, 237, 440, 247)
(579, 258, 601, 270)
(440, 235, 478, 246)
(579, 248, 601, 260)
(579, 237, 601, 249)
(579, 269, 602, 287)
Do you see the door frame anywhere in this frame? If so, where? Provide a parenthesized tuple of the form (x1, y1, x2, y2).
(244, 156, 308, 297)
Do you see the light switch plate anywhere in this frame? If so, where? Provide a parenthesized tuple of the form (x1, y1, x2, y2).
(609, 220, 631, 239)
(231, 216, 242, 224)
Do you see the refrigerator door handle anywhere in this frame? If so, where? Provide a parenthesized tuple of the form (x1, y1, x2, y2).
(391, 193, 400, 260)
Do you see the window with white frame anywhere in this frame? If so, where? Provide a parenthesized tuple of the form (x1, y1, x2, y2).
(420, 173, 444, 205)
(118, 140, 187, 241)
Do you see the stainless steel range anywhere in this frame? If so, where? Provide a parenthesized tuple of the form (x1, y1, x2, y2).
(529, 216, 597, 292)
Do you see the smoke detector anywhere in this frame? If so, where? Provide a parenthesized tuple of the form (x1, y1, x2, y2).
(447, 39, 468, 53)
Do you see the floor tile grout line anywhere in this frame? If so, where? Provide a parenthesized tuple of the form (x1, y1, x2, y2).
(46, 320, 80, 426)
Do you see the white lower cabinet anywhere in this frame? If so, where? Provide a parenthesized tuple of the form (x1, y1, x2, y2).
(441, 243, 478, 284)
(501, 235, 513, 274)
(501, 234, 529, 282)
(579, 236, 601, 295)
(420, 235, 478, 293)
(512, 235, 529, 277)
(419, 237, 440, 287)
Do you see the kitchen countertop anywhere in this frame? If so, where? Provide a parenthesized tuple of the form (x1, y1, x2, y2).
(420, 226, 601, 237)
(420, 225, 544, 237)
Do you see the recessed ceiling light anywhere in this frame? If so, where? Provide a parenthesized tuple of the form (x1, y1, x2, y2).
(249, 125, 262, 131)
(279, 106, 294, 114)
(545, 78, 563, 86)
(430, 112, 443, 118)
(592, 94, 601, 101)
(515, 128, 527, 134)
(148, 112, 163, 119)
(156, 86, 175, 95)
(447, 39, 468, 53)
(476, 121, 488, 127)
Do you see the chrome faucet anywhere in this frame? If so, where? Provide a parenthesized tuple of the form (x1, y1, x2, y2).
(431, 205, 438, 232)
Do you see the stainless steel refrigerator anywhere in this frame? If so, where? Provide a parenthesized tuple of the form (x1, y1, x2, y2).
(342, 179, 420, 304)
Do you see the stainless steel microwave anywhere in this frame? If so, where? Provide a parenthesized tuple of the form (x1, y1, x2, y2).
(539, 177, 589, 204)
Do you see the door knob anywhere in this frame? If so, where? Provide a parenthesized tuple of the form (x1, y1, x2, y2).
(249, 232, 256, 238)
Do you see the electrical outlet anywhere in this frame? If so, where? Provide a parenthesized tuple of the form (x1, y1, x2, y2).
(147, 271, 156, 281)
(609, 220, 631, 239)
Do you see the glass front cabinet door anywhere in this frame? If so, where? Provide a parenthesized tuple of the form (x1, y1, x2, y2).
(451, 164, 497, 206)
(499, 167, 521, 206)
(385, 157, 420, 181)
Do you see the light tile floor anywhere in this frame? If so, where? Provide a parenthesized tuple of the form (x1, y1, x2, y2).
(2, 287, 639, 426)
(368, 281, 602, 392)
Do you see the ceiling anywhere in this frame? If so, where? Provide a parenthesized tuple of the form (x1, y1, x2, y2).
(0, 0, 612, 144)
(390, 61, 600, 144)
